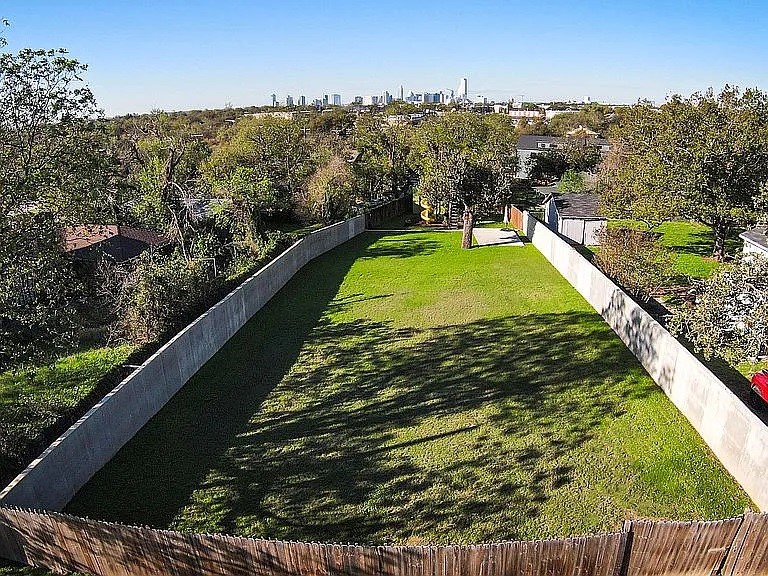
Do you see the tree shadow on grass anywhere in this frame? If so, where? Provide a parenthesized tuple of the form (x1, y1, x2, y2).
(360, 234, 441, 259)
(68, 298, 655, 544)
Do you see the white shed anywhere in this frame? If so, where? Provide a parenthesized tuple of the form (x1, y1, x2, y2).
(740, 227, 768, 258)
(542, 193, 607, 245)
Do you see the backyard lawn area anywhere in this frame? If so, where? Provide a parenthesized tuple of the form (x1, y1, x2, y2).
(604, 220, 742, 280)
(67, 230, 751, 544)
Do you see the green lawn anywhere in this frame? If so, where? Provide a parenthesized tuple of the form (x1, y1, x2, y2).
(0, 345, 133, 487)
(606, 220, 743, 280)
(67, 231, 750, 544)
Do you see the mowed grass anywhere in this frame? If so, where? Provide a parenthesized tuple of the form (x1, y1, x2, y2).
(67, 231, 751, 543)
(606, 220, 744, 280)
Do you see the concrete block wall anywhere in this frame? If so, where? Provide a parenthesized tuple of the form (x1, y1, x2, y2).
(0, 215, 366, 511)
(522, 211, 768, 511)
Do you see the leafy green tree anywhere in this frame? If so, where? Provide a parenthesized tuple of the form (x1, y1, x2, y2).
(527, 150, 569, 182)
(557, 170, 587, 193)
(670, 255, 768, 363)
(0, 48, 109, 367)
(547, 104, 616, 136)
(353, 115, 413, 199)
(601, 87, 768, 258)
(383, 101, 419, 116)
(309, 108, 354, 136)
(204, 116, 313, 252)
(411, 112, 519, 248)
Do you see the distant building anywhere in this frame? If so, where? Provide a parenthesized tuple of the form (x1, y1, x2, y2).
(64, 225, 169, 263)
(545, 109, 578, 120)
(323, 94, 329, 106)
(298, 95, 306, 106)
(313, 99, 323, 107)
(459, 77, 468, 100)
(353, 96, 363, 105)
(516, 134, 610, 179)
(285, 95, 294, 107)
(271, 93, 277, 107)
(332, 94, 342, 106)
(244, 111, 297, 120)
(398, 85, 404, 100)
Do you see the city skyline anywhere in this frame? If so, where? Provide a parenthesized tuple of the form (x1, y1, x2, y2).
(2, 0, 767, 115)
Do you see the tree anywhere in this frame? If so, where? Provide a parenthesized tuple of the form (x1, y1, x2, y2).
(203, 116, 313, 252)
(670, 255, 768, 364)
(411, 112, 519, 248)
(353, 115, 413, 199)
(557, 170, 586, 194)
(546, 104, 616, 136)
(527, 150, 569, 183)
(600, 87, 768, 258)
(306, 154, 356, 223)
(0, 48, 113, 367)
(117, 112, 211, 260)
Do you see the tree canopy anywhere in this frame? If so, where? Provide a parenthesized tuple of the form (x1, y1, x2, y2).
(600, 87, 768, 258)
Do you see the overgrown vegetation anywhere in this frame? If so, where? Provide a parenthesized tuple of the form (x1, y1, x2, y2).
(671, 255, 768, 364)
(593, 227, 675, 302)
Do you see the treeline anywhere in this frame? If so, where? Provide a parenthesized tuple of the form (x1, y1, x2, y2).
(0, 50, 416, 370)
(0, 47, 545, 372)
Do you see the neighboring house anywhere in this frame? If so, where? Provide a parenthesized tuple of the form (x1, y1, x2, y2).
(542, 193, 606, 245)
(740, 227, 768, 258)
(516, 134, 611, 179)
(64, 225, 169, 263)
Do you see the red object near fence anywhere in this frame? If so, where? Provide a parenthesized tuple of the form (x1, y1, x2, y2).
(751, 370, 768, 404)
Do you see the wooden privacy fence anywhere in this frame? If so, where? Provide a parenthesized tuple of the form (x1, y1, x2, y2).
(365, 194, 413, 228)
(506, 205, 524, 231)
(1, 508, 768, 576)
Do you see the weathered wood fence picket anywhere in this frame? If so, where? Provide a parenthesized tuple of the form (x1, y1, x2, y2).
(505, 206, 524, 231)
(1, 507, 768, 576)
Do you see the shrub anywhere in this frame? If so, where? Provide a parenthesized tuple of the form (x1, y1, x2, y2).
(117, 251, 218, 343)
(306, 155, 356, 223)
(670, 254, 768, 363)
(593, 227, 674, 302)
(557, 170, 586, 194)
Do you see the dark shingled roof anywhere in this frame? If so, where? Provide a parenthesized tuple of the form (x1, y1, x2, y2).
(740, 227, 768, 250)
(554, 193, 604, 219)
(64, 225, 169, 262)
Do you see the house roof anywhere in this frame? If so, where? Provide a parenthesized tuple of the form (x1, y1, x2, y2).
(64, 225, 169, 252)
(517, 134, 610, 151)
(554, 193, 604, 219)
(740, 227, 768, 251)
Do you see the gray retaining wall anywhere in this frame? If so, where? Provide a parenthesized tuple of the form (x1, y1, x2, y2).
(0, 215, 366, 511)
(523, 211, 768, 511)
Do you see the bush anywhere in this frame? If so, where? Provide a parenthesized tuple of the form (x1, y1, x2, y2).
(557, 170, 586, 194)
(670, 254, 768, 363)
(306, 155, 356, 223)
(593, 227, 674, 302)
(116, 251, 218, 343)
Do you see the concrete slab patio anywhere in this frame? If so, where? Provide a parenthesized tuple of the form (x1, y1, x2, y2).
(472, 227, 524, 247)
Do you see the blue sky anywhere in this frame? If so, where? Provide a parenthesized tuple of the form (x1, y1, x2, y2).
(2, 0, 767, 115)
